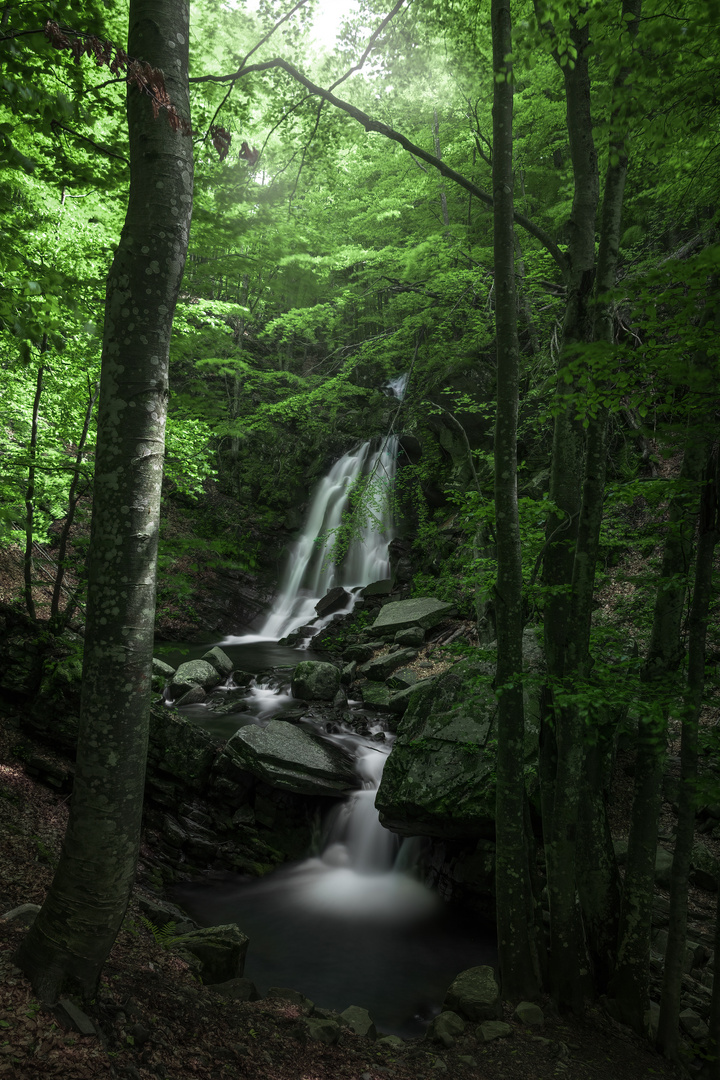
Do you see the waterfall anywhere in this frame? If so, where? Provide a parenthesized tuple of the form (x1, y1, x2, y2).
(235, 435, 398, 644)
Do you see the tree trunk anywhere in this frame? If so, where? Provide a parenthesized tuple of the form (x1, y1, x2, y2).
(23, 336, 48, 621)
(492, 0, 542, 1002)
(15, 0, 193, 1002)
(657, 448, 719, 1058)
(536, 10, 600, 1009)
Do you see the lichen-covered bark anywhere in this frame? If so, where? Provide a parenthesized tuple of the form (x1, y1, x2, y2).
(492, 0, 542, 1001)
(16, 0, 193, 1002)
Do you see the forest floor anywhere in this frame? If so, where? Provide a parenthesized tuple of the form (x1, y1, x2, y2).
(0, 713, 685, 1080)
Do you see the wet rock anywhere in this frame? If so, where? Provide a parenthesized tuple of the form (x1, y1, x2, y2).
(148, 705, 217, 792)
(376, 632, 542, 839)
(344, 644, 376, 663)
(361, 579, 392, 597)
(359, 648, 417, 682)
(443, 966, 501, 1022)
(339, 1005, 377, 1039)
(175, 685, 207, 707)
(371, 598, 455, 638)
(291, 660, 341, 701)
(315, 587, 351, 617)
(225, 719, 356, 796)
(170, 924, 248, 984)
(425, 1011, 465, 1047)
(202, 646, 234, 678)
(169, 659, 221, 700)
(152, 657, 175, 679)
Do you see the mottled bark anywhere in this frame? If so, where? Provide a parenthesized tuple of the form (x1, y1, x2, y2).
(657, 449, 719, 1058)
(492, 0, 542, 1001)
(15, 0, 193, 1002)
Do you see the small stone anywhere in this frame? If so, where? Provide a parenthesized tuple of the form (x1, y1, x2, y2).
(302, 1017, 340, 1044)
(174, 685, 207, 707)
(425, 1011, 465, 1047)
(339, 1005, 377, 1039)
(443, 966, 501, 1022)
(209, 978, 260, 1001)
(457, 1056, 478, 1067)
(56, 999, 96, 1035)
(514, 1001, 544, 1028)
(267, 987, 314, 1013)
(477, 1020, 513, 1042)
(376, 1035, 405, 1049)
(394, 626, 425, 647)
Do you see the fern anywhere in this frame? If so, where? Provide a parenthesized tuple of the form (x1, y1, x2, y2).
(141, 916, 182, 948)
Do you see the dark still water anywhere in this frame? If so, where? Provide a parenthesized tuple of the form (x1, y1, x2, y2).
(172, 868, 495, 1037)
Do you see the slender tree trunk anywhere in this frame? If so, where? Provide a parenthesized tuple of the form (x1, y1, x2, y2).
(492, 0, 542, 1001)
(23, 336, 48, 620)
(15, 0, 193, 1002)
(50, 380, 100, 626)
(571, 0, 641, 988)
(536, 9, 600, 1009)
(657, 448, 719, 1058)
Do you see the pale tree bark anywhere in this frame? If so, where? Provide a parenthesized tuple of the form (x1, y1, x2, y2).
(658, 447, 719, 1059)
(15, 0, 193, 1001)
(492, 0, 542, 1001)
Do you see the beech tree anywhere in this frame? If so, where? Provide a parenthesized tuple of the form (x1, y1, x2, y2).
(15, 0, 193, 999)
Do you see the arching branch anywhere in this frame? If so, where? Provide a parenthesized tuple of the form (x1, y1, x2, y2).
(191, 57, 568, 276)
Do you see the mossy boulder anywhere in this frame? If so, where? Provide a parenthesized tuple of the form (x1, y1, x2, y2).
(376, 630, 542, 839)
(291, 661, 341, 701)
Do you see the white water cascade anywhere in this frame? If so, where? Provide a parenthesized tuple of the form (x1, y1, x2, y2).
(230, 435, 398, 645)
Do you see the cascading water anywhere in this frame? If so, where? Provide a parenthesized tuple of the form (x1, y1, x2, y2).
(232, 436, 398, 644)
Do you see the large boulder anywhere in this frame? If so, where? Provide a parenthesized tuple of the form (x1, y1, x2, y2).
(315, 587, 351, 617)
(225, 719, 356, 796)
(170, 924, 248, 984)
(147, 704, 218, 792)
(376, 630, 542, 839)
(202, 647, 234, 679)
(370, 597, 454, 639)
(291, 661, 341, 701)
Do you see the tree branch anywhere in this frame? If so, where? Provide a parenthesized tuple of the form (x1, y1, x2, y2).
(191, 57, 568, 276)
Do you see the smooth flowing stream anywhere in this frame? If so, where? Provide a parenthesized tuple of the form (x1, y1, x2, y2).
(173, 695, 491, 1036)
